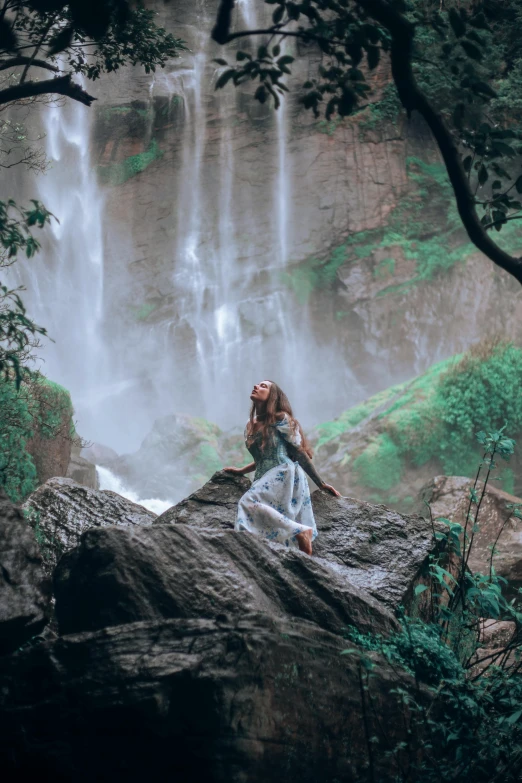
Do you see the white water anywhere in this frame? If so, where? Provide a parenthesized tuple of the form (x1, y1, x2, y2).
(96, 465, 173, 515)
(8, 0, 359, 461)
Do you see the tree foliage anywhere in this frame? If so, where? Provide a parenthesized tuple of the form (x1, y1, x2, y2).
(0, 0, 185, 108)
(212, 0, 522, 285)
(0, 199, 51, 386)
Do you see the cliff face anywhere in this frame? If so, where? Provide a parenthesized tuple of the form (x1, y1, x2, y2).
(85, 0, 522, 449)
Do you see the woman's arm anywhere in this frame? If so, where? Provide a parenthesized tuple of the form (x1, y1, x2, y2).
(224, 462, 256, 475)
(288, 444, 341, 496)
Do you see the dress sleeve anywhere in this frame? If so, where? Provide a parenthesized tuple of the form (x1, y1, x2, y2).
(274, 415, 325, 487)
(274, 414, 302, 447)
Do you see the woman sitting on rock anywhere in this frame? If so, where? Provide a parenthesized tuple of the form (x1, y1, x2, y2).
(225, 380, 340, 555)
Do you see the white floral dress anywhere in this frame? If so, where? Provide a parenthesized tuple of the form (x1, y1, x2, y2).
(235, 415, 318, 548)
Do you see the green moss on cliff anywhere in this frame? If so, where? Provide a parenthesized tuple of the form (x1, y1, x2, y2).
(97, 139, 163, 186)
(0, 374, 73, 503)
(284, 158, 522, 303)
(359, 83, 402, 131)
(317, 342, 522, 506)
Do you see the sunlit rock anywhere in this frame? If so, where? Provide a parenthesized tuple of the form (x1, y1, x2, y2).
(22, 477, 156, 575)
(155, 470, 439, 612)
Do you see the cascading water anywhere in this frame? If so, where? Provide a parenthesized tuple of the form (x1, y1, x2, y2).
(9, 0, 361, 469)
(6, 96, 114, 439)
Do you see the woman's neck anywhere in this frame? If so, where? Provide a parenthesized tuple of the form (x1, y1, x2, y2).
(254, 402, 266, 419)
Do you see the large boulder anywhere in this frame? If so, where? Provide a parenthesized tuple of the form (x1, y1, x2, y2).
(425, 476, 522, 590)
(155, 469, 250, 529)
(54, 523, 398, 638)
(0, 614, 429, 783)
(0, 472, 439, 781)
(0, 491, 49, 654)
(23, 477, 156, 574)
(156, 470, 439, 611)
(106, 415, 248, 505)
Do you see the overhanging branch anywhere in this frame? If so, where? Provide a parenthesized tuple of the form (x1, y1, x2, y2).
(0, 56, 60, 73)
(212, 0, 522, 286)
(352, 0, 522, 285)
(0, 73, 95, 107)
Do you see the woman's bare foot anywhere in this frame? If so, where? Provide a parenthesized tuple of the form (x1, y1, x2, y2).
(296, 529, 313, 555)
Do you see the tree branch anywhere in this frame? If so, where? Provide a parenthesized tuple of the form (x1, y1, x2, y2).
(212, 0, 522, 286)
(362, 0, 522, 284)
(0, 56, 59, 73)
(0, 74, 95, 107)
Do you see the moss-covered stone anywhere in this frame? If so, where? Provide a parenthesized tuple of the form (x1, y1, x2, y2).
(312, 341, 522, 510)
(283, 157, 522, 303)
(0, 373, 74, 503)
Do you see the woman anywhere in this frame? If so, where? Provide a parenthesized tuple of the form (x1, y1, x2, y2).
(225, 380, 340, 555)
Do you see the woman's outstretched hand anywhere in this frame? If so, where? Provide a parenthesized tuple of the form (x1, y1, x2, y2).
(321, 482, 341, 497)
(224, 467, 244, 475)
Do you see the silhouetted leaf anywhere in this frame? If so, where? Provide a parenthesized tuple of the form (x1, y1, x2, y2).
(48, 24, 74, 55)
(478, 164, 488, 185)
(254, 85, 267, 104)
(215, 69, 235, 89)
(461, 40, 482, 60)
(366, 45, 379, 70)
(449, 8, 466, 37)
(273, 5, 284, 24)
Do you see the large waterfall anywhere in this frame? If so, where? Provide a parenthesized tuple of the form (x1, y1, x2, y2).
(9, 0, 360, 456)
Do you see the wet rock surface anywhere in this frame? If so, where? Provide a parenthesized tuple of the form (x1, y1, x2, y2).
(54, 522, 398, 638)
(157, 470, 437, 610)
(23, 477, 156, 574)
(155, 469, 250, 528)
(0, 614, 427, 783)
(0, 471, 443, 780)
(0, 492, 49, 655)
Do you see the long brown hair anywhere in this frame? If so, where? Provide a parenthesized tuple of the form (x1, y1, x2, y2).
(246, 380, 313, 458)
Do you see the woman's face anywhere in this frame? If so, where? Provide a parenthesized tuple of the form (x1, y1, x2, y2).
(250, 380, 271, 403)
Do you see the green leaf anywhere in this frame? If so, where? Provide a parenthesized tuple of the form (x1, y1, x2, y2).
(414, 584, 429, 596)
(515, 176, 522, 194)
(506, 710, 522, 724)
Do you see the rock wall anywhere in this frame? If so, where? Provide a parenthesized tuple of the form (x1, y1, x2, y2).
(85, 0, 522, 452)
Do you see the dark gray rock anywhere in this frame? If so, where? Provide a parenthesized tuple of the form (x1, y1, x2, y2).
(0, 491, 49, 654)
(54, 523, 398, 638)
(311, 491, 437, 609)
(0, 614, 428, 783)
(156, 470, 438, 610)
(155, 469, 250, 528)
(23, 477, 156, 575)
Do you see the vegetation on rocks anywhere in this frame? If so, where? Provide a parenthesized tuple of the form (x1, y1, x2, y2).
(0, 373, 74, 503)
(283, 155, 522, 304)
(313, 340, 522, 508)
(341, 428, 522, 782)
